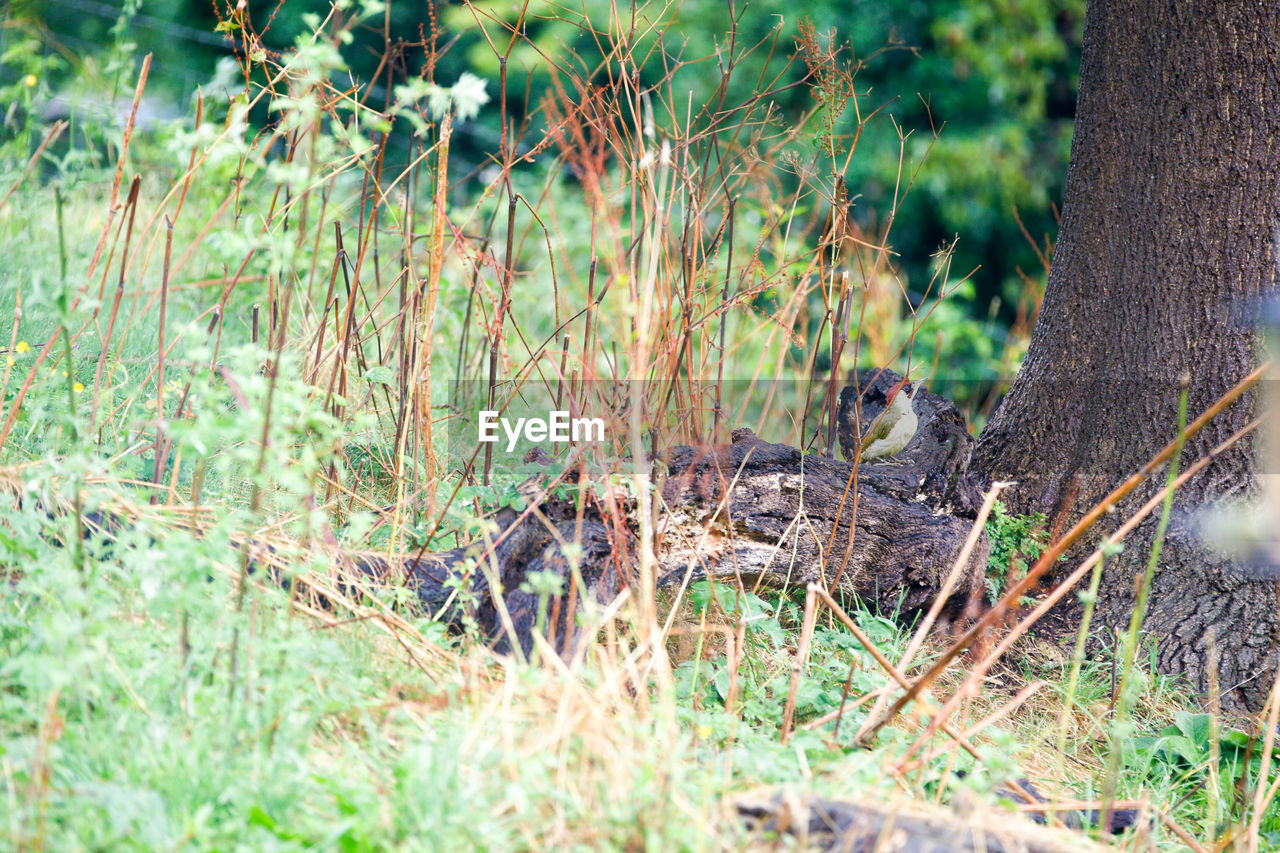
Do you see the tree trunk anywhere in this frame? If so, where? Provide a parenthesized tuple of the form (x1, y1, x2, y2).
(969, 0, 1280, 710)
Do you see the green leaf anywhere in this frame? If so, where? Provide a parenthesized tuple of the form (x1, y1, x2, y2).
(362, 365, 394, 385)
(713, 667, 732, 703)
(1160, 735, 1203, 765)
(1172, 711, 1213, 745)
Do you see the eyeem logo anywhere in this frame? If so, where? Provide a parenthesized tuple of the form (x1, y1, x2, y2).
(478, 410, 606, 453)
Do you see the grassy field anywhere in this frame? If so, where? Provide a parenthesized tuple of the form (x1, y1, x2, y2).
(3, 3, 1280, 850)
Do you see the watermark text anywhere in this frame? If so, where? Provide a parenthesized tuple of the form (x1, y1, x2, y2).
(478, 410, 606, 453)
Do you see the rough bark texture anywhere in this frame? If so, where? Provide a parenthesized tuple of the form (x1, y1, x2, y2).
(836, 368, 983, 513)
(969, 0, 1280, 710)
(389, 373, 988, 655)
(657, 424, 983, 611)
(736, 792, 1110, 853)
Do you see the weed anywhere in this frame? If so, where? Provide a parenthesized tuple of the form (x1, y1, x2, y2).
(0, 2, 1276, 850)
(985, 499, 1047, 604)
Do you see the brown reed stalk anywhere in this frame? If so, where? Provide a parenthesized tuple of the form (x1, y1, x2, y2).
(152, 217, 172, 486)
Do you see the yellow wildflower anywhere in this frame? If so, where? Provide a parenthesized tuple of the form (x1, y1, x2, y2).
(23, 75, 37, 88)
(74, 382, 84, 393)
(15, 341, 29, 354)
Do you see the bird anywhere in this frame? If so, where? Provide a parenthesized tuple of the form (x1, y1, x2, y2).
(858, 377, 920, 462)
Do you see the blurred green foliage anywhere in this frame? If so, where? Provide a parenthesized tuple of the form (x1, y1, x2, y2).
(16, 0, 1080, 329)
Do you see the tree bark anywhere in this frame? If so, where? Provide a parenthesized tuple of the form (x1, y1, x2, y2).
(736, 790, 1116, 852)
(969, 0, 1280, 710)
(389, 373, 989, 656)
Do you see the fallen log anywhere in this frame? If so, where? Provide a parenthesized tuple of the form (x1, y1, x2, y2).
(393, 369, 991, 653)
(736, 791, 1114, 853)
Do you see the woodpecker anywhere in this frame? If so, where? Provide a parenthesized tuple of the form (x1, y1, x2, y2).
(858, 378, 920, 462)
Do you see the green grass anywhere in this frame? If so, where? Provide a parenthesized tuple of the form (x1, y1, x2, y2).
(3, 467, 1279, 849)
(3, 3, 1280, 850)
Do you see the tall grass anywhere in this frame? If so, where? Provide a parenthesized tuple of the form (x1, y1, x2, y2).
(1, 2, 1279, 850)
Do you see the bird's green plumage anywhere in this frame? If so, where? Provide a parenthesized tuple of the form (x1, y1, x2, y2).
(859, 380, 920, 461)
